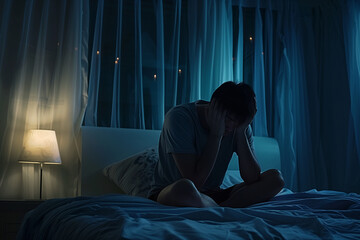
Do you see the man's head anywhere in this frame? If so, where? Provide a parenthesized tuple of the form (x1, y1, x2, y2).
(210, 81, 257, 134)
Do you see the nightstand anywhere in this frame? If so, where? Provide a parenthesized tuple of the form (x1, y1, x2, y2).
(0, 200, 44, 240)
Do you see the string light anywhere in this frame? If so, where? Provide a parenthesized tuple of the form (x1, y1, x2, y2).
(153, 74, 157, 80)
(178, 69, 182, 76)
(249, 36, 253, 41)
(97, 50, 100, 55)
(115, 60, 118, 64)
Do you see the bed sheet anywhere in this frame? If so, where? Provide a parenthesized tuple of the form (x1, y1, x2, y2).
(18, 189, 360, 240)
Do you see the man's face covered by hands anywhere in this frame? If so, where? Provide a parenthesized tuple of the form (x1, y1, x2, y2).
(224, 113, 241, 136)
(223, 97, 257, 136)
(207, 99, 256, 137)
(208, 81, 257, 137)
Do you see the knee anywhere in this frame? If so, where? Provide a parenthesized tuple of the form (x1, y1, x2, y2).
(158, 178, 202, 207)
(263, 169, 285, 189)
(170, 178, 199, 198)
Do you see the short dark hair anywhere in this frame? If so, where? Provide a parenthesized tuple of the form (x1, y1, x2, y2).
(210, 81, 256, 123)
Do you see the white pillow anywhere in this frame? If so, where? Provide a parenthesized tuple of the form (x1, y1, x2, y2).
(221, 170, 243, 189)
(103, 147, 158, 198)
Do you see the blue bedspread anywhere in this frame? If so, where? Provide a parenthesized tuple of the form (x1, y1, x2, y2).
(18, 189, 360, 240)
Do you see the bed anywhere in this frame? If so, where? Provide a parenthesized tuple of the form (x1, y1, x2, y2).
(17, 126, 360, 239)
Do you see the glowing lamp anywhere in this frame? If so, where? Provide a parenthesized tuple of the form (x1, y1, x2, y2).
(19, 130, 61, 199)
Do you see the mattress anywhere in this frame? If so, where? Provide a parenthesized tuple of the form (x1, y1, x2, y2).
(18, 189, 360, 239)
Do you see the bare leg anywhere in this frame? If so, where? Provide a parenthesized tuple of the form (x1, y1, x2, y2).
(157, 178, 218, 208)
(220, 169, 284, 208)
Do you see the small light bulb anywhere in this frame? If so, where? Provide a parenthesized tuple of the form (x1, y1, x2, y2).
(154, 74, 157, 79)
(249, 36, 253, 41)
(97, 50, 100, 55)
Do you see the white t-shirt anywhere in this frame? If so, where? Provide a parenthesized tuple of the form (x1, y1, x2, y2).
(148, 101, 254, 197)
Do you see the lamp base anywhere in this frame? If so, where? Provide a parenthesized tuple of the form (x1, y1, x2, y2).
(39, 163, 43, 200)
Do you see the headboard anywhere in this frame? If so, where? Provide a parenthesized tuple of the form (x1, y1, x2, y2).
(80, 126, 281, 196)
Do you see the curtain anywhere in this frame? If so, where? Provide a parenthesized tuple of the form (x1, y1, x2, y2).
(0, 0, 88, 199)
(233, 0, 360, 193)
(84, 0, 234, 129)
(294, 0, 359, 192)
(343, 0, 360, 192)
(233, 0, 307, 189)
(187, 0, 234, 102)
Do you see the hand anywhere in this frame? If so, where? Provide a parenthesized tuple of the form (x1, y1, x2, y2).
(206, 99, 227, 137)
(236, 115, 254, 134)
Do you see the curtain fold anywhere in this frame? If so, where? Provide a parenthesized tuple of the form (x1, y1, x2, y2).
(187, 0, 233, 102)
(110, 0, 123, 128)
(233, 6, 243, 84)
(275, 1, 315, 191)
(133, 0, 145, 129)
(164, 0, 181, 110)
(187, 0, 204, 101)
(0, 0, 88, 199)
(252, 5, 268, 136)
(152, 0, 165, 130)
(342, 0, 360, 191)
(84, 0, 103, 126)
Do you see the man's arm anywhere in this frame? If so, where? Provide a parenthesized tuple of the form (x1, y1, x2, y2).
(172, 134, 222, 190)
(172, 100, 226, 190)
(236, 126, 261, 184)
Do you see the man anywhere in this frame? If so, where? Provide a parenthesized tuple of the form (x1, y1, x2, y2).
(148, 81, 284, 208)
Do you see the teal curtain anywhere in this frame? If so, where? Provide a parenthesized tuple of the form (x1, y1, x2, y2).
(84, 0, 234, 129)
(343, 0, 360, 192)
(233, 0, 360, 193)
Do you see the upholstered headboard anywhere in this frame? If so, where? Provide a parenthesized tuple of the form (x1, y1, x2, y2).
(80, 126, 281, 196)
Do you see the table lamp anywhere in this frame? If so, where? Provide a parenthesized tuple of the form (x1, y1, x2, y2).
(19, 129, 62, 199)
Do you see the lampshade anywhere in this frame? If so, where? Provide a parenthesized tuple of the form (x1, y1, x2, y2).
(19, 129, 61, 164)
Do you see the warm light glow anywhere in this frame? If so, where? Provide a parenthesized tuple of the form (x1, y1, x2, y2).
(178, 69, 182, 74)
(249, 36, 253, 41)
(154, 74, 157, 79)
(115, 60, 118, 64)
(97, 50, 100, 55)
(19, 130, 61, 164)
(116, 57, 119, 61)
